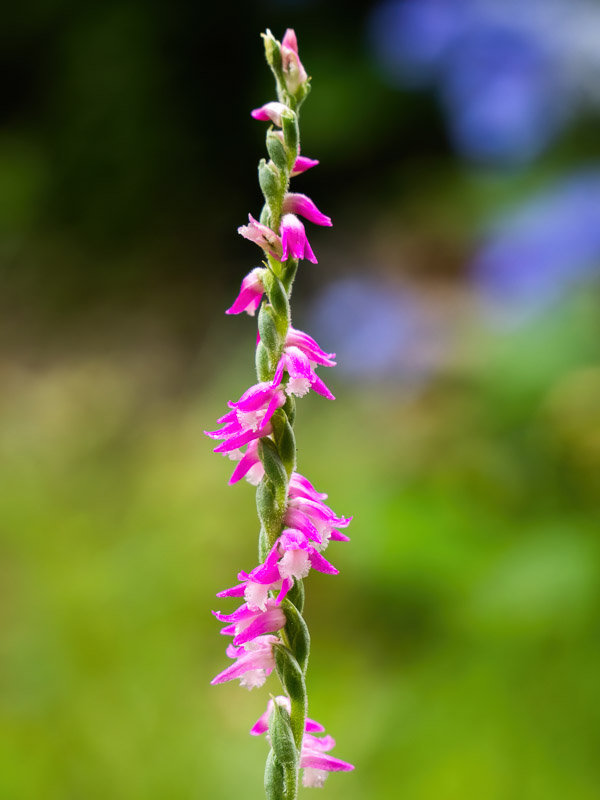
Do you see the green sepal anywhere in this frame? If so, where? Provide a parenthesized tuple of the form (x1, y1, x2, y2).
(258, 438, 288, 495)
(259, 159, 283, 215)
(256, 341, 271, 382)
(258, 304, 281, 360)
(282, 115, 299, 167)
(293, 79, 311, 111)
(282, 394, 296, 426)
(271, 409, 296, 476)
(273, 644, 307, 748)
(256, 478, 284, 546)
(266, 131, 289, 174)
(259, 204, 272, 228)
(281, 258, 299, 294)
(264, 749, 285, 800)
(286, 578, 304, 614)
(258, 525, 269, 563)
(264, 271, 290, 329)
(261, 29, 284, 91)
(269, 701, 298, 768)
(281, 598, 310, 674)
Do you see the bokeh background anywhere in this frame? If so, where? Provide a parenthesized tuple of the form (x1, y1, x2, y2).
(2, 1, 600, 798)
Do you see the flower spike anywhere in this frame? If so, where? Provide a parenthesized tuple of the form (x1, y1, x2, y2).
(207, 28, 353, 798)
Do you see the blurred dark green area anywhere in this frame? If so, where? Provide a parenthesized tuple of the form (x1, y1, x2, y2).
(2, 1, 600, 799)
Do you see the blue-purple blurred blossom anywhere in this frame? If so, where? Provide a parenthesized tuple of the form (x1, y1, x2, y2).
(368, 0, 600, 164)
(472, 170, 600, 323)
(308, 277, 443, 383)
(439, 26, 569, 164)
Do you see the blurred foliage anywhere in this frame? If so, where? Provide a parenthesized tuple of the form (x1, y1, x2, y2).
(2, 1, 600, 799)
(1, 292, 599, 799)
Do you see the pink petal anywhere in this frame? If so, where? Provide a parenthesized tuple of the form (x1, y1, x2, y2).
(308, 550, 339, 575)
(282, 29, 299, 54)
(280, 214, 318, 264)
(291, 156, 319, 177)
(300, 752, 354, 772)
(283, 193, 332, 227)
(226, 268, 266, 316)
(250, 102, 288, 127)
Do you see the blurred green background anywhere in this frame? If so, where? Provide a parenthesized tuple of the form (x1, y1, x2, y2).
(2, 1, 600, 798)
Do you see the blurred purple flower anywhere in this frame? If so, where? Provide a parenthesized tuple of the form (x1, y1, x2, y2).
(368, 0, 600, 164)
(472, 170, 600, 322)
(308, 277, 444, 384)
(439, 26, 569, 164)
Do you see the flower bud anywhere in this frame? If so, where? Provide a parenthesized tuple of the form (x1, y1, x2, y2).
(282, 114, 299, 162)
(281, 29, 309, 96)
(270, 409, 296, 477)
(258, 437, 287, 493)
(255, 341, 271, 382)
(258, 159, 282, 209)
(258, 303, 281, 357)
(261, 29, 283, 80)
(266, 131, 289, 174)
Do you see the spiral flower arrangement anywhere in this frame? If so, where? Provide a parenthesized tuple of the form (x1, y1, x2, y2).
(206, 29, 354, 798)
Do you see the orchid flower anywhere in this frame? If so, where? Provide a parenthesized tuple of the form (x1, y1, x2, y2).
(281, 28, 309, 95)
(213, 597, 287, 647)
(280, 213, 318, 263)
(237, 214, 283, 259)
(211, 635, 278, 689)
(205, 381, 286, 454)
(226, 267, 266, 316)
(250, 101, 290, 127)
(226, 439, 264, 485)
(250, 696, 325, 736)
(282, 193, 332, 227)
(251, 697, 354, 787)
(273, 327, 336, 399)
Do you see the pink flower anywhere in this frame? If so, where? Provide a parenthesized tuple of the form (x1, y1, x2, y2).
(238, 214, 283, 259)
(250, 695, 326, 736)
(282, 193, 332, 227)
(291, 155, 319, 177)
(211, 635, 278, 689)
(281, 29, 309, 94)
(226, 268, 266, 316)
(227, 440, 264, 486)
(214, 597, 287, 647)
(300, 732, 354, 787)
(274, 528, 339, 577)
(216, 546, 293, 611)
(286, 327, 336, 367)
(251, 698, 355, 786)
(250, 101, 289, 127)
(286, 472, 351, 549)
(288, 497, 351, 549)
(280, 214, 317, 263)
(273, 327, 336, 399)
(289, 472, 329, 503)
(205, 382, 286, 454)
